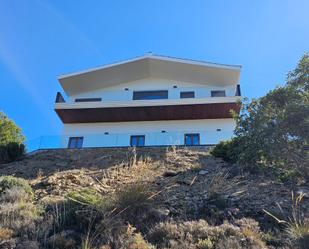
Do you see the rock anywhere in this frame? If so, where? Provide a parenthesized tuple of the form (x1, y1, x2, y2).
(163, 170, 179, 177)
(47, 230, 76, 249)
(16, 241, 39, 249)
(156, 208, 170, 217)
(0, 239, 16, 249)
(228, 165, 242, 177)
(177, 178, 192, 185)
(198, 170, 209, 175)
(56, 161, 69, 167)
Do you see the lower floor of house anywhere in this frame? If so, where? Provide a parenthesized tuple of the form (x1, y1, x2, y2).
(60, 119, 235, 149)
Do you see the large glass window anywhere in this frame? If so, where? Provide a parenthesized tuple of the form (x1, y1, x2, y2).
(211, 90, 226, 97)
(68, 137, 84, 149)
(133, 90, 168, 100)
(180, 91, 195, 98)
(130, 135, 145, 147)
(184, 134, 200, 146)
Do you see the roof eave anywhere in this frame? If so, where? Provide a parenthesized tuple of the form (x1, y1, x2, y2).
(57, 54, 241, 80)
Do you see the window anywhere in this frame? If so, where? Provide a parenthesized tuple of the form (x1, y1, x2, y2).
(68, 137, 83, 149)
(211, 90, 226, 97)
(133, 90, 168, 100)
(75, 98, 102, 102)
(180, 91, 195, 98)
(184, 134, 200, 146)
(235, 84, 241, 96)
(130, 135, 145, 147)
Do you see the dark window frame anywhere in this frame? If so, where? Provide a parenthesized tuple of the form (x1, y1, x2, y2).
(68, 137, 84, 149)
(130, 135, 145, 147)
(184, 133, 200, 146)
(180, 91, 195, 98)
(75, 98, 102, 102)
(55, 92, 65, 103)
(211, 90, 226, 97)
(133, 90, 168, 100)
(235, 84, 241, 96)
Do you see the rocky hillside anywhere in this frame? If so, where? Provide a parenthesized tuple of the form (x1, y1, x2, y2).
(0, 147, 308, 248)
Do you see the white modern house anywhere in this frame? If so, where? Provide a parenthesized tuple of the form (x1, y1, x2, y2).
(54, 54, 241, 149)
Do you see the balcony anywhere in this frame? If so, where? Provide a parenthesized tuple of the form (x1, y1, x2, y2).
(26, 129, 235, 152)
(55, 92, 241, 123)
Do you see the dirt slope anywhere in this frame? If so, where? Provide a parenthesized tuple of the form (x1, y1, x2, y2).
(1, 146, 307, 229)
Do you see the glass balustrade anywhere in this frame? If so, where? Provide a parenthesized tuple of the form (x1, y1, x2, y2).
(25, 130, 234, 152)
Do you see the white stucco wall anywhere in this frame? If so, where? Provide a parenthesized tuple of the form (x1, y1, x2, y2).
(67, 78, 237, 103)
(61, 119, 235, 148)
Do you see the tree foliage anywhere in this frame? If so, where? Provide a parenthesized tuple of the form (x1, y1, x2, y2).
(0, 111, 25, 145)
(0, 112, 25, 163)
(212, 53, 309, 177)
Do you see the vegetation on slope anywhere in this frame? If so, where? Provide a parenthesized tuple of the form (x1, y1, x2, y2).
(211, 53, 309, 181)
(0, 147, 308, 248)
(0, 112, 25, 164)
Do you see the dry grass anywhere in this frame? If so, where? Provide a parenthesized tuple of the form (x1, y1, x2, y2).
(0, 183, 42, 239)
(207, 171, 240, 199)
(264, 192, 309, 248)
(0, 227, 14, 240)
(147, 218, 266, 249)
(165, 146, 199, 169)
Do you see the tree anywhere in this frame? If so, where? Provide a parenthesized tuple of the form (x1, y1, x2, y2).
(235, 53, 309, 174)
(0, 112, 25, 163)
(0, 111, 25, 145)
(213, 53, 309, 178)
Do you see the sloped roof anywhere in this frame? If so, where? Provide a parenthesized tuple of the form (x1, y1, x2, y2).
(58, 54, 242, 96)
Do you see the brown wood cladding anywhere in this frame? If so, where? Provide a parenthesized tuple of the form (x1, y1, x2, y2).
(55, 102, 240, 123)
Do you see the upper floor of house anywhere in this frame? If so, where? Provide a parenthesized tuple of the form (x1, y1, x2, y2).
(55, 54, 242, 123)
(61, 78, 240, 103)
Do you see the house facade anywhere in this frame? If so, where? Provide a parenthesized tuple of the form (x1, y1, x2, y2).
(55, 54, 241, 149)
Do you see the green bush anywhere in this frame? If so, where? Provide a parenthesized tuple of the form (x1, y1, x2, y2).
(0, 142, 25, 164)
(210, 138, 240, 163)
(65, 188, 110, 229)
(0, 176, 33, 197)
(67, 188, 106, 210)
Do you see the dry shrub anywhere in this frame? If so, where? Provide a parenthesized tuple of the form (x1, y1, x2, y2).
(147, 219, 266, 249)
(264, 192, 309, 249)
(0, 183, 42, 240)
(165, 146, 197, 169)
(0, 200, 42, 237)
(207, 171, 239, 199)
(0, 176, 33, 197)
(215, 237, 242, 249)
(0, 187, 32, 203)
(196, 238, 213, 249)
(51, 237, 76, 249)
(92, 221, 154, 249)
(113, 182, 160, 231)
(115, 183, 152, 212)
(118, 225, 154, 249)
(47, 231, 77, 249)
(0, 227, 14, 240)
(0, 177, 43, 246)
(235, 218, 266, 248)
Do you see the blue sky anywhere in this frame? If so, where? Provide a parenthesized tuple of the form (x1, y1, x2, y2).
(0, 0, 308, 141)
